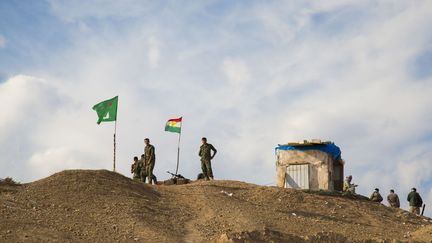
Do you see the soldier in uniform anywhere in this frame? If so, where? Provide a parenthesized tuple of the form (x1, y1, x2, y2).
(387, 189, 400, 208)
(370, 188, 383, 203)
(131, 156, 141, 180)
(198, 137, 217, 180)
(139, 154, 146, 182)
(143, 138, 156, 184)
(343, 175, 357, 194)
(407, 188, 423, 214)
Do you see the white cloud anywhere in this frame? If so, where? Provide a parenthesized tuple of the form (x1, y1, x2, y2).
(0, 75, 65, 180)
(0, 35, 5, 48)
(2, 0, 432, 215)
(47, 0, 155, 22)
(0, 75, 60, 141)
(221, 57, 250, 85)
(28, 147, 86, 175)
(148, 36, 160, 69)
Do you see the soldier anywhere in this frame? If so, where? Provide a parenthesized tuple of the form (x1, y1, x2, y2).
(387, 189, 400, 208)
(143, 138, 156, 184)
(370, 188, 383, 203)
(343, 175, 357, 194)
(139, 154, 146, 182)
(131, 156, 141, 180)
(407, 188, 423, 215)
(198, 137, 217, 180)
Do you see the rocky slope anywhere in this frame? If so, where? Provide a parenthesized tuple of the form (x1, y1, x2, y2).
(1, 170, 431, 242)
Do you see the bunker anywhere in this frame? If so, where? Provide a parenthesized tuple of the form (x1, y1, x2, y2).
(275, 139, 344, 191)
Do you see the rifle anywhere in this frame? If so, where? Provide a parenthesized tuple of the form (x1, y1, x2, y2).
(166, 171, 185, 179)
(421, 204, 426, 216)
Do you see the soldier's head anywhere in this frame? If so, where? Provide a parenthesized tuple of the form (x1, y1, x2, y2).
(390, 189, 394, 193)
(201, 137, 207, 144)
(133, 156, 138, 161)
(374, 188, 379, 192)
(347, 175, 352, 181)
(412, 188, 417, 192)
(141, 154, 145, 158)
(144, 138, 150, 145)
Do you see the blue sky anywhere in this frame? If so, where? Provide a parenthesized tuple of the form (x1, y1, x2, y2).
(1, 0, 432, 215)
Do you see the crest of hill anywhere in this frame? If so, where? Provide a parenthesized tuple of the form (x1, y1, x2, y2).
(1, 169, 431, 242)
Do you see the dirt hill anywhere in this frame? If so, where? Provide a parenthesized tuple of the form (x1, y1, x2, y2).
(1, 170, 431, 242)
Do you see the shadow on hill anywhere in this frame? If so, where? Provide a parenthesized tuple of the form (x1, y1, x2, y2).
(0, 169, 431, 242)
(302, 189, 370, 201)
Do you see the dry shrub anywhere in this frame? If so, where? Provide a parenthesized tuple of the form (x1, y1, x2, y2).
(0, 177, 20, 186)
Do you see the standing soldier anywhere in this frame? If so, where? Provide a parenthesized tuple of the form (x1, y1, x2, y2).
(407, 188, 423, 214)
(198, 137, 217, 180)
(387, 189, 400, 208)
(143, 138, 156, 184)
(370, 188, 383, 203)
(131, 156, 141, 180)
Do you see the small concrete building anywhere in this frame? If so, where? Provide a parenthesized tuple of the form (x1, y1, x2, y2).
(275, 139, 344, 191)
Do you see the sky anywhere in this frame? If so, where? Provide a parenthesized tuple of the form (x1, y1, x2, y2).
(1, 0, 432, 215)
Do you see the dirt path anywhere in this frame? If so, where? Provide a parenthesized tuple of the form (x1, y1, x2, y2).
(182, 185, 215, 242)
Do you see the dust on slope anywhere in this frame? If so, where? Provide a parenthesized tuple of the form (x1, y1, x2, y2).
(1, 170, 431, 242)
(0, 170, 186, 242)
(161, 180, 432, 242)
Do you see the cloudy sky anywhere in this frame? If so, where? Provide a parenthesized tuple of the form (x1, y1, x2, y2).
(1, 1, 432, 215)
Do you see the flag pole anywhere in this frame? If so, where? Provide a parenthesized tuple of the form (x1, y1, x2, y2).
(113, 120, 117, 172)
(175, 130, 181, 175)
(175, 119, 182, 175)
(113, 96, 118, 172)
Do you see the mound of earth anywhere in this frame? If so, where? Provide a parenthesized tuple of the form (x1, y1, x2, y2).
(0, 170, 431, 242)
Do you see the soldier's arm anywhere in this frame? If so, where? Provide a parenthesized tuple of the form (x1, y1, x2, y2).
(147, 146, 155, 164)
(132, 163, 137, 173)
(211, 145, 217, 158)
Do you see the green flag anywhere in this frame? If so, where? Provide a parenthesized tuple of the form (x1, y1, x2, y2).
(92, 96, 118, 124)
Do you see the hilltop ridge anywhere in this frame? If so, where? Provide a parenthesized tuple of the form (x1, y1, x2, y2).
(1, 170, 431, 242)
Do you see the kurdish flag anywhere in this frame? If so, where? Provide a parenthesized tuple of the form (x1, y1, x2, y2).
(92, 96, 118, 125)
(165, 117, 182, 133)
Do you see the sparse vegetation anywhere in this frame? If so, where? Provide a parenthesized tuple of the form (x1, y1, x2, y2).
(0, 177, 19, 186)
(0, 170, 431, 242)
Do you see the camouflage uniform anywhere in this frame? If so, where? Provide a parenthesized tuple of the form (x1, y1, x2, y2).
(199, 143, 217, 180)
(370, 191, 383, 203)
(387, 192, 400, 208)
(343, 179, 356, 194)
(131, 159, 142, 181)
(407, 191, 423, 214)
(138, 156, 146, 182)
(143, 144, 156, 184)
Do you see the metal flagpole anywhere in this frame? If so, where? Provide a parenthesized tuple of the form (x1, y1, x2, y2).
(113, 120, 117, 172)
(175, 119, 182, 175)
(113, 96, 119, 172)
(175, 130, 181, 175)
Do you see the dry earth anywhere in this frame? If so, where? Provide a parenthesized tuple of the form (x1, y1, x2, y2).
(1, 170, 432, 242)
